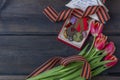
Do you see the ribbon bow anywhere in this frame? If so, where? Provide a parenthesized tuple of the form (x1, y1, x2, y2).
(27, 55, 91, 79)
(43, 5, 110, 23)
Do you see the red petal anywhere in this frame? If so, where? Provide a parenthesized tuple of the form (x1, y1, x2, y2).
(76, 23, 81, 32)
(104, 54, 118, 67)
(83, 18, 88, 31)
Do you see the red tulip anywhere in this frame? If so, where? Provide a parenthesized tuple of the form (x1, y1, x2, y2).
(94, 34, 107, 50)
(104, 42, 116, 55)
(90, 21, 103, 37)
(104, 54, 118, 67)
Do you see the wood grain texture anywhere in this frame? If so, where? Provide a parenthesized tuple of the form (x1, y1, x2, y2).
(0, 0, 119, 34)
(0, 36, 118, 75)
(0, 75, 26, 80)
(0, 0, 119, 78)
(0, 76, 119, 80)
(0, 36, 77, 75)
(93, 76, 120, 80)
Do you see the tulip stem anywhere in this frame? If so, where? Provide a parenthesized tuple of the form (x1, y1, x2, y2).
(92, 66, 107, 77)
(79, 44, 89, 56)
(85, 36, 96, 57)
(90, 49, 97, 57)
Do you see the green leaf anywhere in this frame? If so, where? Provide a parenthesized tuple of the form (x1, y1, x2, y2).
(59, 62, 83, 72)
(74, 76, 86, 80)
(79, 44, 89, 56)
(91, 60, 112, 70)
(85, 47, 96, 58)
(86, 36, 96, 57)
(87, 55, 99, 61)
(27, 62, 83, 80)
(55, 67, 80, 79)
(92, 66, 107, 76)
(95, 50, 105, 56)
(88, 53, 106, 62)
(89, 56, 103, 65)
(27, 66, 64, 80)
(89, 54, 106, 66)
(60, 68, 82, 80)
(41, 67, 79, 80)
(40, 77, 55, 80)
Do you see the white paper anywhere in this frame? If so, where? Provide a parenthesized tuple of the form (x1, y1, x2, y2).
(66, 0, 108, 21)
(97, 0, 109, 12)
(66, 0, 98, 11)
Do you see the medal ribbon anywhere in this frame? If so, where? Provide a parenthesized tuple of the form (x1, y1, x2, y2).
(43, 5, 110, 23)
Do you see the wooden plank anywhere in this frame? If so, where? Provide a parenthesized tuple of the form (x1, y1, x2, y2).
(0, 75, 119, 80)
(0, 14, 120, 35)
(0, 36, 77, 75)
(103, 14, 120, 35)
(0, 0, 119, 77)
(0, 36, 119, 75)
(1, 0, 119, 17)
(0, 17, 63, 34)
(1, 0, 67, 17)
(0, 0, 67, 34)
(106, 0, 120, 14)
(93, 76, 120, 80)
(0, 75, 26, 80)
(0, 0, 119, 34)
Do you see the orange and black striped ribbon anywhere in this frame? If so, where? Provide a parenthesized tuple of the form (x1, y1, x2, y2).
(60, 55, 91, 79)
(43, 6, 109, 23)
(27, 57, 63, 78)
(83, 6, 110, 23)
(43, 6, 73, 22)
(27, 55, 91, 79)
(96, 6, 110, 23)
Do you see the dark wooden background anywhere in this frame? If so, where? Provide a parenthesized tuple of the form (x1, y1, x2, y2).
(0, 0, 120, 80)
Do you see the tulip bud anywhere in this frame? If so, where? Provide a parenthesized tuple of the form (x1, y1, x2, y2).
(104, 42, 116, 55)
(90, 21, 103, 37)
(104, 54, 118, 68)
(94, 34, 107, 50)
